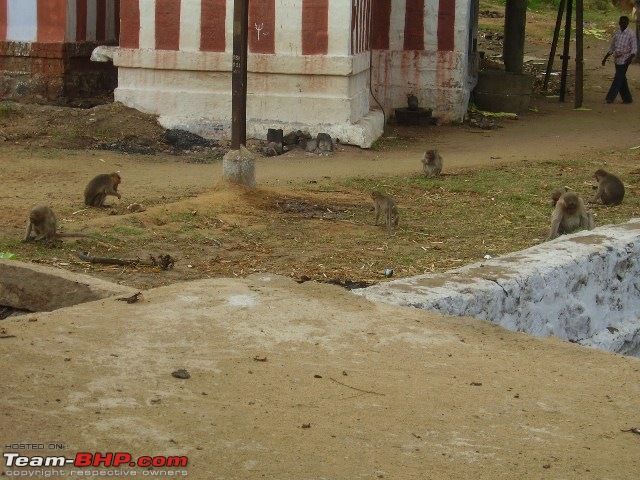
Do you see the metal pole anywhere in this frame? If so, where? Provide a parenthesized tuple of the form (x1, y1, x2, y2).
(574, 0, 583, 108)
(231, 0, 248, 149)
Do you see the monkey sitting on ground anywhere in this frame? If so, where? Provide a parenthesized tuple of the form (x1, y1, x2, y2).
(421, 149, 443, 177)
(371, 191, 400, 235)
(23, 205, 92, 243)
(590, 169, 625, 205)
(548, 190, 595, 240)
(84, 172, 122, 207)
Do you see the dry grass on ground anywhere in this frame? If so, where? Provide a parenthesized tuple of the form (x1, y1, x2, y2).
(2, 153, 638, 290)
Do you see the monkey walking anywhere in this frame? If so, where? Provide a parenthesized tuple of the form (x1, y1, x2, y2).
(84, 172, 122, 207)
(371, 191, 399, 235)
(23, 205, 92, 243)
(421, 149, 443, 177)
(591, 169, 625, 206)
(548, 190, 595, 240)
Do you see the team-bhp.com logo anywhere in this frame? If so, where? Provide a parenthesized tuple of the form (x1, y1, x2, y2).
(4, 452, 188, 468)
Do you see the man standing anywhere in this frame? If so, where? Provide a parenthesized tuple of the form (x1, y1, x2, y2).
(602, 15, 637, 104)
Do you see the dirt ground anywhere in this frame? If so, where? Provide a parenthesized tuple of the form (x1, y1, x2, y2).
(2, 8, 640, 480)
(2, 12, 640, 290)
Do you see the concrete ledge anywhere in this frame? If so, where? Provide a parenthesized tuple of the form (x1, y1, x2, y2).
(354, 219, 640, 356)
(158, 108, 385, 149)
(0, 260, 139, 312)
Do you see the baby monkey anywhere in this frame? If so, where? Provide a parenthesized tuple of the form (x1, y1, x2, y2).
(371, 191, 399, 234)
(84, 172, 122, 207)
(421, 149, 443, 177)
(23, 205, 91, 243)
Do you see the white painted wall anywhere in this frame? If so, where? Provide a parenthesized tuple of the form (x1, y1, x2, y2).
(355, 220, 640, 357)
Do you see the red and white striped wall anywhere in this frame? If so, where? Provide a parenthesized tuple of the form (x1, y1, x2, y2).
(120, 0, 356, 55)
(370, 0, 456, 52)
(112, 0, 474, 147)
(118, 0, 460, 56)
(0, 0, 119, 43)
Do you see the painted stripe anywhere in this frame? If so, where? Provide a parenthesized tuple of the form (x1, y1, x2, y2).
(388, 0, 405, 51)
(351, 0, 358, 53)
(120, 0, 140, 48)
(302, 0, 328, 55)
(113, 0, 119, 41)
(155, 0, 180, 50)
(105, 0, 118, 42)
(37, 0, 67, 42)
(139, 0, 156, 49)
(327, 0, 347, 55)
(76, 0, 87, 41)
(424, 0, 438, 51)
(200, 0, 226, 52)
(249, 0, 275, 54)
(352, 0, 372, 54)
(403, 0, 424, 50)
(437, 0, 454, 51)
(370, 0, 390, 50)
(96, 0, 106, 41)
(0, 0, 6, 41)
(8, 0, 37, 41)
(274, 0, 302, 55)
(87, 0, 97, 40)
(179, 0, 200, 51)
(66, 0, 76, 42)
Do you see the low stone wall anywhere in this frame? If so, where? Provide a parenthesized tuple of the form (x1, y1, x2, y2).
(0, 260, 138, 312)
(354, 219, 640, 357)
(0, 41, 117, 105)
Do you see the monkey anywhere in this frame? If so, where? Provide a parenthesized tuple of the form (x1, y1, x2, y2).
(591, 169, 625, 206)
(316, 133, 333, 153)
(305, 133, 333, 154)
(84, 172, 122, 207)
(548, 191, 595, 240)
(371, 191, 399, 234)
(23, 205, 92, 243)
(550, 187, 569, 207)
(421, 149, 443, 177)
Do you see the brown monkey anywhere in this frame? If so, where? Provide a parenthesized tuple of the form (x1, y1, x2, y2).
(591, 169, 625, 205)
(84, 172, 122, 207)
(548, 191, 595, 240)
(371, 191, 399, 234)
(421, 149, 443, 177)
(23, 205, 92, 243)
(550, 187, 569, 207)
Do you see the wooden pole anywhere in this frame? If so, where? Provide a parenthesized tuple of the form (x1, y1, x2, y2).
(503, 0, 527, 74)
(559, 0, 573, 102)
(231, 0, 248, 149)
(574, 0, 583, 108)
(544, 0, 566, 91)
(223, 0, 255, 188)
